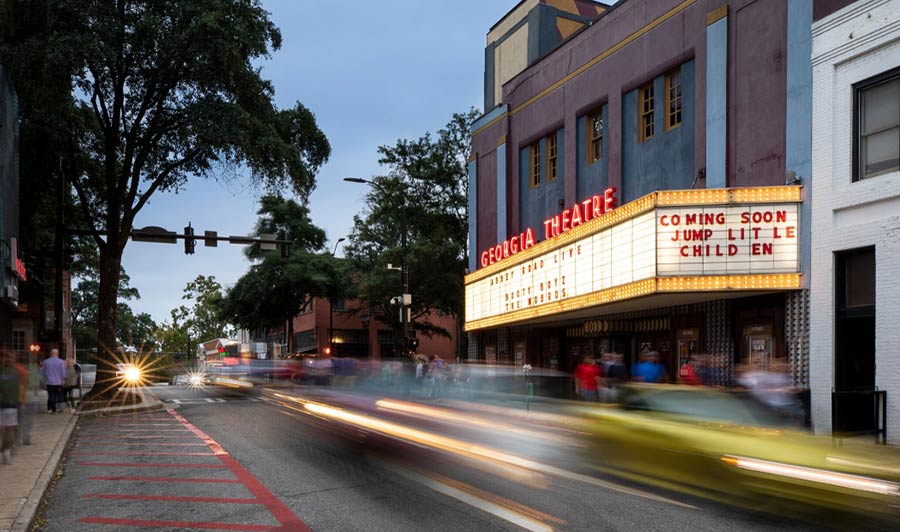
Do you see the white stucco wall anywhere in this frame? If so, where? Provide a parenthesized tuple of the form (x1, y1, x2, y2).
(810, 0, 900, 443)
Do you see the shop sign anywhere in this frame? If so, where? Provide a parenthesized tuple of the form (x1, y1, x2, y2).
(479, 187, 617, 268)
(465, 197, 800, 327)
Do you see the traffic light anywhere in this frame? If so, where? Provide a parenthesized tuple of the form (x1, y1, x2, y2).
(28, 343, 41, 354)
(323, 345, 332, 356)
(184, 223, 196, 255)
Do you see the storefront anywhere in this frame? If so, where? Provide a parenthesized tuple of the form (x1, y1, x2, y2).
(465, 186, 803, 387)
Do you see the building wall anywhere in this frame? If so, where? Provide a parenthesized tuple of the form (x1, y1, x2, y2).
(575, 103, 609, 199)
(810, 0, 900, 443)
(0, 65, 19, 341)
(621, 60, 696, 202)
(518, 127, 564, 232)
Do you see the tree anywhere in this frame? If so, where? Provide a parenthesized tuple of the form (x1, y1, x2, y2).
(2, 0, 331, 396)
(180, 275, 233, 342)
(346, 109, 477, 342)
(220, 195, 350, 350)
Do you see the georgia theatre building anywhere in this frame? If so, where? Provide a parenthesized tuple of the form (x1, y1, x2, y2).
(462, 0, 842, 389)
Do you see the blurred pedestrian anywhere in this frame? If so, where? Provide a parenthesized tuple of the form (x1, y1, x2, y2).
(633, 351, 667, 383)
(63, 358, 81, 411)
(40, 348, 66, 414)
(678, 355, 701, 385)
(574, 355, 602, 401)
(426, 355, 447, 399)
(1, 351, 24, 464)
(16, 353, 40, 446)
(602, 353, 628, 401)
(695, 354, 714, 386)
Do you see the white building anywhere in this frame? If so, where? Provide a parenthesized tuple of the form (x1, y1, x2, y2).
(810, 0, 900, 444)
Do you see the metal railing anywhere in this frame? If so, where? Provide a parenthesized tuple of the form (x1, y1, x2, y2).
(832, 388, 887, 444)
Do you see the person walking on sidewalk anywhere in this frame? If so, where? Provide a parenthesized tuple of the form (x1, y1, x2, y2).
(63, 358, 81, 411)
(15, 352, 40, 446)
(40, 349, 66, 414)
(1, 351, 24, 464)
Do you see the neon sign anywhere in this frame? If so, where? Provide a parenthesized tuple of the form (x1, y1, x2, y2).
(479, 187, 617, 269)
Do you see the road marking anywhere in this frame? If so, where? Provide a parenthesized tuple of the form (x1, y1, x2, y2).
(216, 398, 227, 403)
(71, 451, 215, 457)
(172, 399, 182, 404)
(76, 462, 227, 469)
(384, 464, 557, 532)
(76, 442, 208, 447)
(82, 493, 262, 504)
(166, 408, 312, 532)
(79, 517, 281, 531)
(248, 398, 261, 402)
(87, 476, 242, 484)
(205, 398, 216, 403)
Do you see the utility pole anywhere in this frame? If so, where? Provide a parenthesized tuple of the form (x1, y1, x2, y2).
(54, 158, 66, 356)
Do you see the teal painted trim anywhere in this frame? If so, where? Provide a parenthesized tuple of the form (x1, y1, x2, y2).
(484, 43, 497, 111)
(468, 159, 478, 272)
(705, 17, 727, 188)
(528, 4, 558, 63)
(471, 104, 509, 133)
(786, 0, 812, 279)
(496, 142, 508, 241)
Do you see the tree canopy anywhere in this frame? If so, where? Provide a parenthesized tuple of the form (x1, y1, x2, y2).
(346, 109, 477, 339)
(220, 195, 350, 345)
(1, 0, 331, 391)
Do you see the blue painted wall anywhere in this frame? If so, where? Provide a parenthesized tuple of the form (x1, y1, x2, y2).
(576, 104, 609, 200)
(786, 0, 813, 282)
(519, 128, 564, 236)
(496, 142, 507, 241)
(621, 60, 695, 203)
(705, 19, 728, 189)
(467, 159, 478, 272)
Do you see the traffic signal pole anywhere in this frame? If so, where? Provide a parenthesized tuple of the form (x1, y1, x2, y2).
(54, 159, 66, 356)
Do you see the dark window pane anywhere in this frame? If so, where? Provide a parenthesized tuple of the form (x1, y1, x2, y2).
(845, 250, 875, 307)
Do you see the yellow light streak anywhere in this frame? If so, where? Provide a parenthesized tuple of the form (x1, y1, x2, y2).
(721, 455, 900, 496)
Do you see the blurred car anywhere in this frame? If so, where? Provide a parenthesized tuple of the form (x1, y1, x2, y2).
(582, 384, 900, 524)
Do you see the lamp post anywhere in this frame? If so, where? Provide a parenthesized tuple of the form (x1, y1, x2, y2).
(344, 177, 410, 357)
(328, 237, 345, 350)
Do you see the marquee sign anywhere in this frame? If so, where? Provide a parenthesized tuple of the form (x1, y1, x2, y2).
(464, 186, 802, 331)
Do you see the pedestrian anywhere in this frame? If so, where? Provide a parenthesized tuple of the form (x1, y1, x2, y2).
(1, 351, 24, 464)
(16, 352, 40, 446)
(602, 352, 628, 401)
(678, 355, 701, 385)
(63, 358, 81, 411)
(40, 348, 67, 414)
(573, 355, 602, 401)
(426, 355, 447, 399)
(633, 351, 668, 383)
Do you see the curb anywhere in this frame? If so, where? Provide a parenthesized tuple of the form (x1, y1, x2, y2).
(10, 413, 77, 532)
(75, 387, 165, 418)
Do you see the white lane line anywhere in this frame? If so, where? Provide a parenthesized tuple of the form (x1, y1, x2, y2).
(171, 399, 182, 404)
(248, 398, 260, 402)
(383, 463, 555, 532)
(215, 398, 227, 403)
(204, 398, 215, 403)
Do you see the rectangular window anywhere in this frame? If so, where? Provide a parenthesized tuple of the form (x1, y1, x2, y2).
(856, 71, 900, 180)
(587, 108, 603, 164)
(639, 83, 655, 142)
(665, 68, 682, 131)
(546, 134, 558, 181)
(530, 141, 541, 188)
(11, 330, 25, 351)
(332, 299, 346, 311)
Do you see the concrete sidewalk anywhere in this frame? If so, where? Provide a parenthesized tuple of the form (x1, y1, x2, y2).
(0, 388, 164, 532)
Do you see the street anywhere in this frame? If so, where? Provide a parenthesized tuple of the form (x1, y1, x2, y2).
(31, 383, 846, 532)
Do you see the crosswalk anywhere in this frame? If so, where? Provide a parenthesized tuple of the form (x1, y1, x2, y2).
(164, 397, 273, 405)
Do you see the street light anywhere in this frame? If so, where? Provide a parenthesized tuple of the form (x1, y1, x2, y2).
(343, 177, 410, 357)
(328, 237, 346, 350)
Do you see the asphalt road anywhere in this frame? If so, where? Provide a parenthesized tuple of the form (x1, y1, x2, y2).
(35, 383, 877, 532)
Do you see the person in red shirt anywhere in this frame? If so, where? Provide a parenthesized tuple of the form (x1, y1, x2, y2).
(574, 355, 603, 401)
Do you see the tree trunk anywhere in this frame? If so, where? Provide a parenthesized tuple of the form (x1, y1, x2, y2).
(88, 243, 124, 399)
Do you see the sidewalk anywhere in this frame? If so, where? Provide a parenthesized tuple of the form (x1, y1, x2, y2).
(0, 388, 164, 532)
